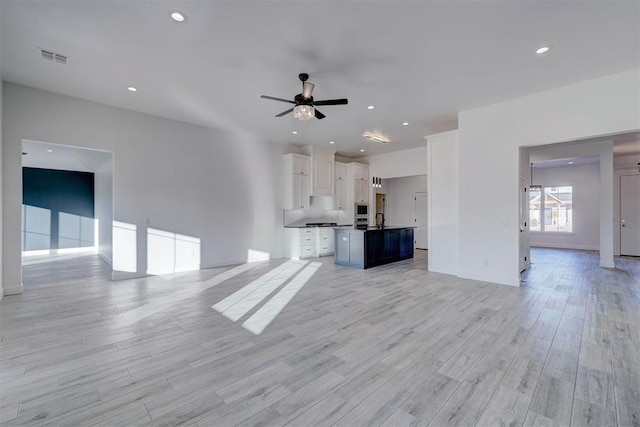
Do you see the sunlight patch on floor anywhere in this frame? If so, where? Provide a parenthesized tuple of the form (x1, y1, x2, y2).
(212, 259, 308, 322)
(212, 259, 321, 335)
(242, 261, 322, 335)
(116, 261, 262, 326)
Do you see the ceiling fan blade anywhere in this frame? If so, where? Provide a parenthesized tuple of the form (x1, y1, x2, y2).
(302, 82, 315, 99)
(275, 108, 294, 117)
(314, 109, 326, 120)
(313, 98, 348, 106)
(261, 95, 296, 104)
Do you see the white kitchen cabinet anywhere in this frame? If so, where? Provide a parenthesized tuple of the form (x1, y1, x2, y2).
(285, 227, 316, 259)
(316, 228, 335, 256)
(353, 164, 369, 182)
(354, 180, 369, 204)
(346, 162, 370, 207)
(284, 153, 311, 210)
(293, 174, 311, 209)
(293, 155, 311, 176)
(313, 157, 333, 196)
(334, 162, 346, 181)
(334, 179, 346, 210)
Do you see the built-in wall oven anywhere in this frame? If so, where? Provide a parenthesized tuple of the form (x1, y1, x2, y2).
(354, 203, 369, 229)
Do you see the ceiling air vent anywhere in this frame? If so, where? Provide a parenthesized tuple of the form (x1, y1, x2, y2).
(54, 53, 68, 64)
(40, 48, 69, 64)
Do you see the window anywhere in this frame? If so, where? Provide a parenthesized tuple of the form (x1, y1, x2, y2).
(529, 186, 573, 233)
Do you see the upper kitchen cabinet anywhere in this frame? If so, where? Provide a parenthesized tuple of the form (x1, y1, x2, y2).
(354, 180, 369, 204)
(293, 154, 311, 176)
(310, 147, 335, 196)
(313, 157, 333, 196)
(347, 162, 370, 204)
(353, 164, 369, 183)
(284, 153, 311, 210)
(334, 161, 347, 210)
(335, 162, 347, 181)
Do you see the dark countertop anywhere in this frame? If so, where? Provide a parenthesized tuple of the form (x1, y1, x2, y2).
(334, 225, 416, 232)
(285, 223, 353, 228)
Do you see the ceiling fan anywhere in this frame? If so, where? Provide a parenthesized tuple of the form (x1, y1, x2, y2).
(260, 73, 348, 120)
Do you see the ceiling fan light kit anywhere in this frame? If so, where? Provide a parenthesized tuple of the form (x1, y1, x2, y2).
(293, 105, 315, 121)
(260, 73, 348, 121)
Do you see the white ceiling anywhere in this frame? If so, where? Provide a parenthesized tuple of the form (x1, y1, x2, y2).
(2, 1, 639, 158)
(531, 131, 640, 169)
(22, 140, 112, 172)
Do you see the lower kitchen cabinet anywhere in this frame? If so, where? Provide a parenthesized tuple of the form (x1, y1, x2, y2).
(335, 227, 414, 269)
(316, 228, 335, 256)
(285, 228, 315, 259)
(285, 227, 335, 259)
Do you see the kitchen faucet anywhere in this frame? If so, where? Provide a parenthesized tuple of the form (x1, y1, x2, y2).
(376, 213, 385, 228)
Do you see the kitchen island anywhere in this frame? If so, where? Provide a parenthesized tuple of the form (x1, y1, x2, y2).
(334, 226, 415, 269)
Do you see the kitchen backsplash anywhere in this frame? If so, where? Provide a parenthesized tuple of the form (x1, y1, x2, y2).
(284, 196, 350, 225)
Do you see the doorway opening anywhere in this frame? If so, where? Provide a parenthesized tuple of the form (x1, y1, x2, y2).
(21, 140, 114, 284)
(375, 193, 385, 227)
(519, 131, 640, 279)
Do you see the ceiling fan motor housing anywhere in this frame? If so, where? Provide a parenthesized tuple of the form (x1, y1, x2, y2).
(294, 94, 313, 104)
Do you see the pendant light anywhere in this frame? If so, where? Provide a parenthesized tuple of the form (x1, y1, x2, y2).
(530, 163, 542, 192)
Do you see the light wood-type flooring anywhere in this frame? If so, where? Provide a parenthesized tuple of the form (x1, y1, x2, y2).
(1, 248, 639, 426)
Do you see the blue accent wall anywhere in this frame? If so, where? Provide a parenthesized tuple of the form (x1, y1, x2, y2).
(22, 167, 95, 250)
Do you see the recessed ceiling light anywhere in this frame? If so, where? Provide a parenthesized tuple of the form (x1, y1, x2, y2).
(46, 149, 53, 153)
(292, 131, 298, 134)
(329, 141, 335, 144)
(127, 86, 137, 92)
(170, 11, 187, 22)
(360, 149, 365, 152)
(568, 161, 574, 164)
(536, 45, 551, 54)
(402, 122, 409, 126)
(367, 105, 375, 110)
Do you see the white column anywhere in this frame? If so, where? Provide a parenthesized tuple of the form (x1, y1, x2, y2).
(426, 130, 459, 276)
(600, 140, 615, 268)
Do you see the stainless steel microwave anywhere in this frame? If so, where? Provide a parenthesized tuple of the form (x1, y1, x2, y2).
(355, 203, 368, 216)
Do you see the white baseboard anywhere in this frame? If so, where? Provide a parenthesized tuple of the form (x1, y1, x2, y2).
(4, 283, 24, 296)
(531, 243, 599, 251)
(99, 253, 113, 266)
(111, 271, 146, 281)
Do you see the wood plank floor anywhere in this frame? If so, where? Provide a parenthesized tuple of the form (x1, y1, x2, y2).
(1, 248, 639, 426)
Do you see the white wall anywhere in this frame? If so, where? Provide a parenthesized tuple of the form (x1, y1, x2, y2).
(0, 16, 3, 298)
(456, 68, 640, 286)
(0, 3, 4, 298)
(357, 146, 428, 225)
(94, 157, 113, 265)
(3, 83, 285, 292)
(426, 130, 458, 275)
(530, 164, 600, 251)
(357, 146, 427, 179)
(386, 175, 427, 226)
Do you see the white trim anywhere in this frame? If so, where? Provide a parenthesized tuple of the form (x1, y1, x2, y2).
(531, 243, 598, 251)
(111, 270, 145, 281)
(530, 231, 576, 236)
(600, 260, 616, 268)
(3, 283, 24, 296)
(98, 252, 112, 267)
